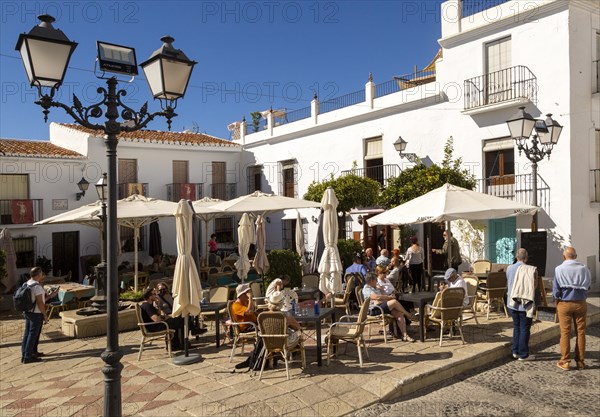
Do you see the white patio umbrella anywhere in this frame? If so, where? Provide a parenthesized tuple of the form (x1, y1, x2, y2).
(367, 183, 538, 226)
(367, 183, 538, 271)
(192, 197, 224, 265)
(171, 199, 203, 364)
(254, 214, 269, 275)
(235, 213, 254, 282)
(35, 195, 178, 291)
(295, 211, 308, 273)
(318, 187, 343, 302)
(208, 191, 321, 215)
(0, 228, 19, 293)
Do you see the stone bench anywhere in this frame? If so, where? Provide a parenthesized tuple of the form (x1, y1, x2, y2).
(59, 305, 138, 338)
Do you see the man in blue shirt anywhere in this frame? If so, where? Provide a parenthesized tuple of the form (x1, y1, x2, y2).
(506, 248, 537, 361)
(554, 247, 591, 371)
(345, 255, 367, 278)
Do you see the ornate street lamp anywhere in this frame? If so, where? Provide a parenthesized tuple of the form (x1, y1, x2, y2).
(393, 136, 419, 163)
(16, 15, 196, 417)
(506, 106, 563, 231)
(76, 176, 89, 200)
(91, 173, 108, 311)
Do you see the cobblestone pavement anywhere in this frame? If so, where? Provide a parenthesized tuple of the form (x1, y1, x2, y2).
(352, 323, 600, 417)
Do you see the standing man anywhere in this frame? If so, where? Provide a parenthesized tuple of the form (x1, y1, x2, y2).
(432, 230, 462, 270)
(554, 247, 591, 371)
(21, 267, 56, 363)
(506, 248, 538, 361)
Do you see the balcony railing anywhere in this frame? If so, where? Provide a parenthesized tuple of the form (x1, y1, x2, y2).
(0, 199, 43, 225)
(592, 169, 600, 203)
(210, 183, 237, 200)
(280, 106, 311, 125)
(462, 0, 510, 18)
(340, 164, 401, 185)
(166, 183, 204, 202)
(118, 183, 149, 199)
(475, 173, 550, 212)
(320, 89, 366, 114)
(464, 65, 537, 110)
(246, 118, 267, 135)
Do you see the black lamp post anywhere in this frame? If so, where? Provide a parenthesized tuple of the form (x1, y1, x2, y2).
(16, 15, 196, 417)
(506, 106, 563, 231)
(393, 136, 419, 163)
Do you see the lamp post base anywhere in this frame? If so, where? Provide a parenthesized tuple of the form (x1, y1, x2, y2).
(172, 352, 202, 365)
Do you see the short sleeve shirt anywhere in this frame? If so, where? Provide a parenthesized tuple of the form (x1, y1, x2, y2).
(232, 300, 257, 332)
(27, 279, 45, 313)
(362, 285, 382, 309)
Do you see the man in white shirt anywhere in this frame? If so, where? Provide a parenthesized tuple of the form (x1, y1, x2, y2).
(439, 268, 469, 307)
(266, 275, 290, 298)
(21, 267, 57, 363)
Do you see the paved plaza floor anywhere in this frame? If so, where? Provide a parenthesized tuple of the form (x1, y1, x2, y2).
(0, 295, 598, 417)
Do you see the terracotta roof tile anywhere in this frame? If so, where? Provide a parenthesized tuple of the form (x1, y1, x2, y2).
(59, 123, 238, 148)
(0, 139, 84, 158)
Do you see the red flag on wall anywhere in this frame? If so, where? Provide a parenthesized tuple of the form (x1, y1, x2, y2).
(181, 183, 196, 200)
(10, 200, 34, 224)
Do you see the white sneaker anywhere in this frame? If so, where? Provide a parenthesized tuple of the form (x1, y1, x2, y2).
(518, 354, 535, 361)
(512, 353, 518, 359)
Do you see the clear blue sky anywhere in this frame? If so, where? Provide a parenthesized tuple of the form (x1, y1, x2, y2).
(1, 0, 443, 141)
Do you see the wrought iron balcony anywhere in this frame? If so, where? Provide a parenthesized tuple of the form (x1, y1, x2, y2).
(340, 164, 401, 185)
(592, 169, 600, 203)
(475, 173, 549, 212)
(166, 183, 204, 202)
(118, 183, 148, 199)
(210, 183, 237, 200)
(0, 199, 43, 225)
(464, 65, 537, 111)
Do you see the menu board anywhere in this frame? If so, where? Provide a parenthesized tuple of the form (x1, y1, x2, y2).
(520, 231, 547, 276)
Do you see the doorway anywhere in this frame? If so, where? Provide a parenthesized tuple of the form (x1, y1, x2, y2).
(52, 231, 79, 279)
(488, 217, 516, 264)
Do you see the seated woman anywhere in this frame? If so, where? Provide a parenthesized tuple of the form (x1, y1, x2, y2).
(155, 282, 174, 315)
(363, 272, 415, 342)
(139, 288, 185, 350)
(266, 291, 301, 346)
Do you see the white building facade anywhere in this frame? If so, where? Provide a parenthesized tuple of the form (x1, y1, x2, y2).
(232, 0, 600, 284)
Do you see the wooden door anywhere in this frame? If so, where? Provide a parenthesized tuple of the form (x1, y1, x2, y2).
(52, 231, 79, 280)
(212, 162, 225, 199)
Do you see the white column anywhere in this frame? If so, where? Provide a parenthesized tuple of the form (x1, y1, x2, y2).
(311, 92, 319, 124)
(366, 73, 375, 109)
(441, 0, 461, 38)
(267, 109, 274, 136)
(240, 118, 247, 145)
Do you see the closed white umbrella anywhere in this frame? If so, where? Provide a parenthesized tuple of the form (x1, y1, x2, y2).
(295, 211, 308, 273)
(235, 213, 254, 282)
(318, 187, 343, 302)
(254, 215, 269, 275)
(171, 199, 203, 364)
(0, 229, 19, 292)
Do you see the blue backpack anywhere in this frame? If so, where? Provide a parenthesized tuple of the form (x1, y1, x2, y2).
(13, 282, 39, 312)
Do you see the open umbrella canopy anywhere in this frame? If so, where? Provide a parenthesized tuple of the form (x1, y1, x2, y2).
(235, 213, 254, 282)
(367, 183, 539, 226)
(35, 194, 178, 291)
(254, 215, 269, 275)
(318, 188, 343, 298)
(208, 191, 321, 215)
(171, 200, 203, 318)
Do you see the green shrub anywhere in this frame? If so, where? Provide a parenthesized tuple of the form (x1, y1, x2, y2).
(337, 239, 363, 271)
(266, 250, 302, 289)
(119, 289, 144, 302)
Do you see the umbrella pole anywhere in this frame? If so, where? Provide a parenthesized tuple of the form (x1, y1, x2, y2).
(134, 228, 139, 292)
(172, 314, 202, 365)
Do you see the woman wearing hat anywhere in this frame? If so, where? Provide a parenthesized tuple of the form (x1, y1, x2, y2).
(267, 291, 301, 346)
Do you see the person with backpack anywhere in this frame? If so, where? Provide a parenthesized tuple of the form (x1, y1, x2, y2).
(18, 267, 56, 363)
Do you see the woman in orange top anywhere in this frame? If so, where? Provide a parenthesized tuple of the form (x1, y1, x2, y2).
(232, 284, 257, 332)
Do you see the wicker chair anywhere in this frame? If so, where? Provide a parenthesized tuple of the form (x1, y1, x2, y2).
(334, 275, 355, 315)
(226, 300, 258, 362)
(326, 298, 370, 367)
(256, 311, 305, 380)
(461, 275, 480, 324)
(424, 287, 466, 346)
(478, 272, 509, 319)
(355, 286, 396, 343)
(134, 303, 174, 360)
(472, 260, 492, 274)
(301, 274, 319, 289)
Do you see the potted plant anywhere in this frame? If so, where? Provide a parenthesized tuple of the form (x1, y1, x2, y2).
(119, 289, 144, 302)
